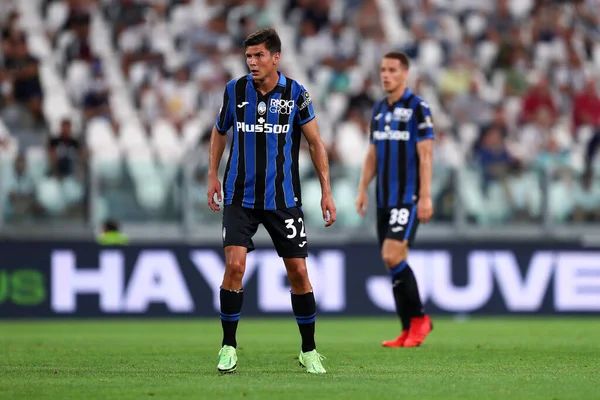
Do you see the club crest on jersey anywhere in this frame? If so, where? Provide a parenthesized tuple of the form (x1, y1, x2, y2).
(258, 101, 266, 115)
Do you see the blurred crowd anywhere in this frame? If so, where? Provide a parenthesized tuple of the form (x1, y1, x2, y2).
(0, 0, 599, 229)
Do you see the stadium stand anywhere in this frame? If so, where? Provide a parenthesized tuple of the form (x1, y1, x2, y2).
(1, 0, 600, 233)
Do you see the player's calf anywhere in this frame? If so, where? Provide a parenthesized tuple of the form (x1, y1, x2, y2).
(380, 239, 432, 347)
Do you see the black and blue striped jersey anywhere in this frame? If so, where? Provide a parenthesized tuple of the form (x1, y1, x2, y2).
(215, 72, 315, 210)
(370, 88, 435, 208)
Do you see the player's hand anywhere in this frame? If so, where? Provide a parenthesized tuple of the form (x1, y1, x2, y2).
(321, 195, 337, 227)
(355, 190, 368, 217)
(207, 174, 222, 212)
(417, 197, 433, 223)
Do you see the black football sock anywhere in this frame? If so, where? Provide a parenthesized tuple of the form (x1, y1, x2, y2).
(291, 290, 317, 353)
(390, 260, 411, 331)
(220, 287, 243, 348)
(401, 265, 425, 318)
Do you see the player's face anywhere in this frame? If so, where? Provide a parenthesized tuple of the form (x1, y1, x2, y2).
(380, 58, 408, 93)
(245, 43, 280, 82)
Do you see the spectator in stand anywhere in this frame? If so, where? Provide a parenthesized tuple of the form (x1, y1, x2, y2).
(83, 59, 112, 122)
(3, 153, 37, 222)
(2, 33, 45, 129)
(572, 79, 600, 171)
(476, 126, 517, 190)
(48, 118, 84, 179)
(520, 75, 557, 125)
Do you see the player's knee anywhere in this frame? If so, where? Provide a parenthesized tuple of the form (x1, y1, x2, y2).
(225, 259, 246, 281)
(381, 240, 409, 268)
(287, 263, 308, 286)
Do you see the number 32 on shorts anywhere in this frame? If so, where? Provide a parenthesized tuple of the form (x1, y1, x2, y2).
(285, 218, 306, 239)
(389, 208, 410, 233)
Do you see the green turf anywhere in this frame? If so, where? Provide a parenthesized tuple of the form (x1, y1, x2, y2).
(0, 317, 598, 399)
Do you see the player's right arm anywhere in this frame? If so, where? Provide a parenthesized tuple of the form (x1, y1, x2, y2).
(207, 81, 235, 212)
(356, 144, 377, 216)
(356, 107, 379, 217)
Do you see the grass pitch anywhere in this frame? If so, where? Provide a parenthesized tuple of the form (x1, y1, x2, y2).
(1, 317, 598, 399)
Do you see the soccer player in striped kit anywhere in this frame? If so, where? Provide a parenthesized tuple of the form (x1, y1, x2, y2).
(207, 28, 336, 374)
(356, 52, 434, 348)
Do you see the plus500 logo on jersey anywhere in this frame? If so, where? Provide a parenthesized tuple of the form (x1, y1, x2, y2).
(373, 130, 411, 141)
(236, 121, 291, 134)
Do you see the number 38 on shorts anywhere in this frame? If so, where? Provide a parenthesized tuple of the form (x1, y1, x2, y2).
(377, 204, 419, 246)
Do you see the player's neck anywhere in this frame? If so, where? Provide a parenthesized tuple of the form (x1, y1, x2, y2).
(386, 85, 407, 105)
(254, 71, 279, 95)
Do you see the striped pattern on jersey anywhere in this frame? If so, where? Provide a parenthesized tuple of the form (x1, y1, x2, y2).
(215, 72, 315, 210)
(369, 88, 435, 209)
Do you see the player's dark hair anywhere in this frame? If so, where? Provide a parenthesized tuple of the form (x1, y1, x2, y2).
(243, 28, 281, 55)
(383, 51, 410, 70)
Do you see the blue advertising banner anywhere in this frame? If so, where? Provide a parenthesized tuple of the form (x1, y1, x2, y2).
(0, 241, 599, 318)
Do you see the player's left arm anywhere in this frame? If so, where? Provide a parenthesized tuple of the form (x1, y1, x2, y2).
(295, 86, 336, 227)
(415, 100, 435, 223)
(301, 118, 336, 227)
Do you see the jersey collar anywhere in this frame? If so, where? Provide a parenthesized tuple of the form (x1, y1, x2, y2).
(247, 71, 287, 94)
(386, 87, 412, 107)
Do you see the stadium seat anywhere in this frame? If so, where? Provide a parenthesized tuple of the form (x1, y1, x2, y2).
(548, 179, 575, 223)
(506, 171, 543, 219)
(25, 147, 48, 184)
(573, 177, 600, 213)
(593, 43, 600, 70)
(109, 90, 137, 123)
(87, 118, 117, 151)
(464, 13, 487, 38)
(66, 61, 91, 105)
(332, 178, 363, 228)
(35, 176, 66, 215)
(128, 62, 149, 89)
(39, 62, 63, 92)
(457, 123, 479, 153)
(301, 179, 325, 227)
(419, 40, 444, 70)
(151, 119, 184, 164)
(510, 0, 534, 18)
(89, 13, 113, 57)
(42, 93, 73, 134)
(135, 177, 167, 212)
(62, 176, 85, 206)
(118, 120, 150, 154)
(483, 182, 511, 225)
(87, 118, 122, 183)
(457, 168, 486, 221)
(432, 165, 452, 201)
(0, 123, 18, 196)
(325, 93, 349, 127)
(92, 152, 123, 186)
(476, 41, 499, 72)
(26, 32, 52, 60)
(126, 148, 159, 184)
(45, 0, 69, 33)
(182, 118, 203, 148)
(92, 195, 109, 225)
